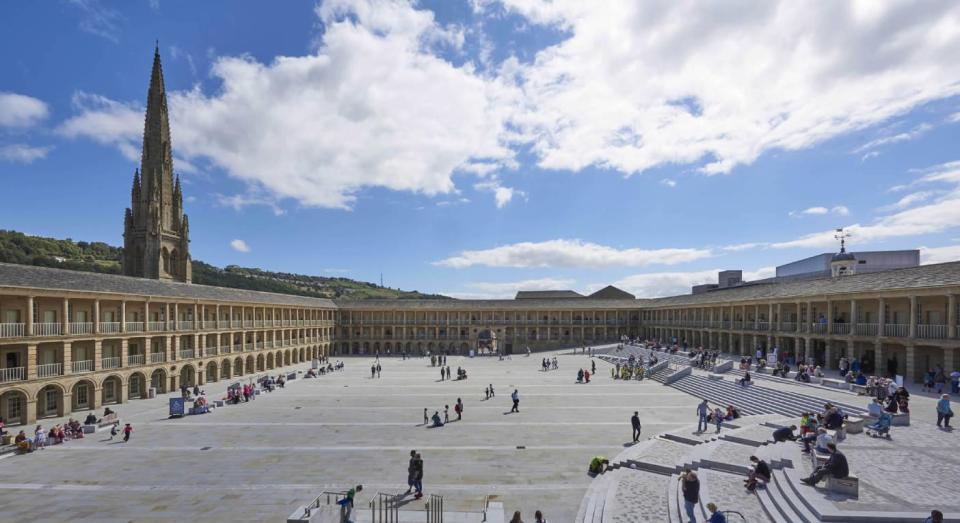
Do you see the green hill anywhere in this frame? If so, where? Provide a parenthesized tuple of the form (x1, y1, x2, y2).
(0, 229, 447, 300)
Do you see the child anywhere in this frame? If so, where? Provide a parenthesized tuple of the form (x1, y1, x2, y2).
(122, 423, 133, 443)
(109, 421, 120, 441)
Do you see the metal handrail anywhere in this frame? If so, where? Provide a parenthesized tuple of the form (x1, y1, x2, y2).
(302, 491, 347, 519)
(368, 492, 400, 522)
(721, 510, 746, 522)
(426, 494, 443, 523)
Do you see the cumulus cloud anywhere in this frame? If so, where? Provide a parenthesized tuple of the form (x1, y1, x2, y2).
(474, 178, 522, 208)
(0, 144, 53, 164)
(660, 179, 677, 188)
(950, 112, 960, 123)
(852, 123, 933, 154)
(0, 92, 49, 128)
(788, 205, 849, 218)
(447, 277, 576, 299)
(609, 267, 776, 298)
(61, 0, 519, 210)
(230, 239, 251, 253)
(57, 92, 142, 161)
(434, 239, 712, 268)
(920, 245, 960, 265)
(491, 1, 960, 176)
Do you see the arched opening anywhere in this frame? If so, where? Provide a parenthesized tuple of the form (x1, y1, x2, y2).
(206, 361, 218, 383)
(221, 359, 232, 380)
(128, 372, 146, 399)
(170, 249, 180, 277)
(180, 365, 196, 388)
(266, 352, 274, 370)
(299, 348, 306, 361)
(161, 247, 170, 275)
(284, 350, 291, 366)
(150, 368, 167, 394)
(245, 356, 254, 374)
(37, 384, 64, 419)
(101, 375, 123, 405)
(0, 389, 28, 426)
(72, 379, 97, 412)
(234, 357, 244, 376)
(256, 354, 264, 372)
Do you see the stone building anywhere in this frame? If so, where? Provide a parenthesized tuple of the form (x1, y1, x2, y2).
(123, 45, 191, 283)
(1, 46, 960, 429)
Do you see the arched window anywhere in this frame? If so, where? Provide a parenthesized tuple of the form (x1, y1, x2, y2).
(161, 247, 170, 275)
(170, 249, 179, 276)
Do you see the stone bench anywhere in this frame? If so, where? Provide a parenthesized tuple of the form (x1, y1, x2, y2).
(850, 384, 868, 394)
(81, 424, 96, 434)
(820, 378, 847, 389)
(708, 373, 724, 380)
(825, 475, 859, 497)
(867, 411, 910, 426)
(844, 417, 864, 434)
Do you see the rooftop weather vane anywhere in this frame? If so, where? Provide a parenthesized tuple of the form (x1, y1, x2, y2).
(834, 227, 851, 253)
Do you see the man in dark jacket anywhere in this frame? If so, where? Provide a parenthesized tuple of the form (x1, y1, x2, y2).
(772, 425, 798, 442)
(801, 442, 849, 485)
(631, 411, 642, 442)
(681, 470, 700, 522)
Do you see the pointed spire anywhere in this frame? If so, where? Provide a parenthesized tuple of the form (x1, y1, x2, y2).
(141, 44, 173, 201)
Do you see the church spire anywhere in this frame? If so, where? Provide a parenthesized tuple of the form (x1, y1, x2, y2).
(140, 41, 173, 208)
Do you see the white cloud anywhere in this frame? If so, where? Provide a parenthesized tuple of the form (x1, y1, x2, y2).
(62, 0, 519, 210)
(0, 92, 49, 128)
(920, 245, 960, 265)
(878, 190, 937, 211)
(447, 277, 576, 299)
(229, 239, 250, 253)
(67, 0, 123, 43)
(722, 242, 766, 252)
(0, 144, 53, 164)
(493, 1, 960, 176)
(57, 92, 142, 161)
(610, 266, 775, 298)
(774, 161, 960, 249)
(434, 239, 712, 268)
(948, 112, 960, 123)
(788, 205, 849, 217)
(852, 123, 932, 154)
(475, 178, 522, 208)
(660, 178, 677, 188)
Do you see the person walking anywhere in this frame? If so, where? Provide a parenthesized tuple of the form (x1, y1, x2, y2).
(122, 423, 133, 443)
(34, 425, 46, 450)
(406, 450, 417, 494)
(444, 405, 450, 423)
(631, 411, 642, 442)
(377, 363, 382, 378)
(591, 360, 596, 374)
(455, 398, 463, 420)
(423, 408, 429, 426)
(713, 407, 724, 434)
(108, 421, 120, 441)
(681, 470, 700, 523)
(936, 394, 953, 428)
(441, 367, 445, 381)
(511, 389, 520, 413)
(533, 510, 548, 523)
(446, 366, 451, 380)
(489, 384, 495, 397)
(413, 452, 424, 499)
(696, 399, 709, 434)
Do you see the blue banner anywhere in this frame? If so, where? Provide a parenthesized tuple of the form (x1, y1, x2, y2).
(169, 397, 185, 417)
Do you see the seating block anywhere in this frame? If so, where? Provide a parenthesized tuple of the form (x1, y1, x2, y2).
(844, 417, 864, 434)
(821, 378, 846, 389)
(708, 373, 723, 380)
(82, 424, 96, 434)
(825, 475, 859, 497)
(97, 413, 119, 428)
(850, 384, 868, 394)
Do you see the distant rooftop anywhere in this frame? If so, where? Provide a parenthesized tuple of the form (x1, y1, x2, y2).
(515, 290, 585, 299)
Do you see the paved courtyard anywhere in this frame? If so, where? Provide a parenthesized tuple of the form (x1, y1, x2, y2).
(0, 349, 701, 522)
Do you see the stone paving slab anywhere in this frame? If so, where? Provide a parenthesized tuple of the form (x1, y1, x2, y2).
(0, 352, 699, 522)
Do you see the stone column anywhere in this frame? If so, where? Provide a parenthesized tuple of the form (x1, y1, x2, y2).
(93, 339, 102, 371)
(120, 339, 128, 368)
(909, 296, 917, 339)
(878, 298, 886, 337)
(26, 343, 37, 379)
(794, 337, 803, 362)
(905, 344, 916, 383)
(26, 296, 34, 336)
(948, 294, 957, 339)
(166, 335, 175, 362)
(849, 299, 858, 336)
(63, 341, 72, 375)
(874, 341, 884, 377)
(824, 341, 833, 370)
(120, 301, 127, 333)
(93, 300, 100, 334)
(943, 347, 956, 376)
(62, 297, 70, 333)
(826, 300, 833, 334)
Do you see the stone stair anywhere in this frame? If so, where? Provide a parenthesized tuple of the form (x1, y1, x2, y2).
(664, 374, 868, 418)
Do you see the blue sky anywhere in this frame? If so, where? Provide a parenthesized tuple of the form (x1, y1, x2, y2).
(2, 0, 960, 298)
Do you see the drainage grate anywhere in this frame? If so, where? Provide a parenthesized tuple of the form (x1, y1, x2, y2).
(516, 446, 526, 450)
(201, 446, 212, 451)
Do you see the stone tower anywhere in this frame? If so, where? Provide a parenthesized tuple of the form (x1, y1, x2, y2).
(123, 45, 191, 283)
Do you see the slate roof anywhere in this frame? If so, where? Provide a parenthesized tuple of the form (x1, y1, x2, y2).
(589, 285, 636, 300)
(515, 290, 585, 299)
(0, 263, 336, 308)
(645, 261, 960, 307)
(335, 298, 646, 310)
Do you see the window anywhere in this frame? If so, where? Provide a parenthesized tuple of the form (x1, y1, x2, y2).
(3, 310, 21, 323)
(6, 395, 22, 423)
(43, 310, 57, 323)
(104, 381, 116, 402)
(44, 389, 58, 415)
(76, 384, 89, 407)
